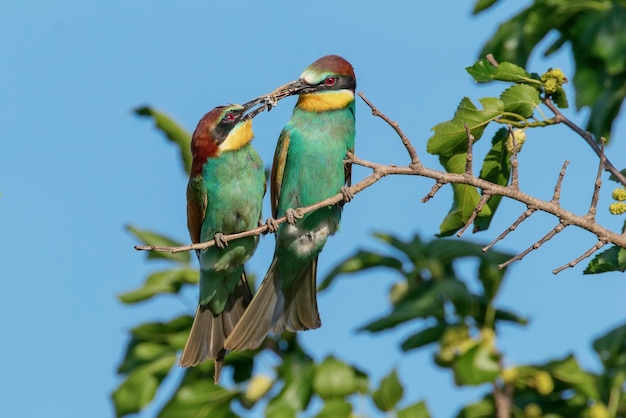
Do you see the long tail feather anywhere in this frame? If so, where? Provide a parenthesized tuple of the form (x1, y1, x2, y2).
(224, 257, 321, 351)
(179, 273, 252, 383)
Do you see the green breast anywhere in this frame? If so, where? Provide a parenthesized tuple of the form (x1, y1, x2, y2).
(201, 144, 265, 240)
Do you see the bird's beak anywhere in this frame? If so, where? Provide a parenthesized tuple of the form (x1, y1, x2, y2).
(268, 79, 317, 100)
(241, 79, 317, 121)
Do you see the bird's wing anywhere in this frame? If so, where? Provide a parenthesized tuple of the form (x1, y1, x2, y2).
(270, 128, 291, 218)
(186, 175, 207, 244)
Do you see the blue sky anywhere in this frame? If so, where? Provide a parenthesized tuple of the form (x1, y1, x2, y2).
(2, 1, 626, 417)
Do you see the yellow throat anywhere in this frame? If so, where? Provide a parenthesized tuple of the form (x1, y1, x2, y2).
(296, 90, 354, 112)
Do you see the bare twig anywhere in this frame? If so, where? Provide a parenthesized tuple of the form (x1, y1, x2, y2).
(483, 207, 536, 252)
(358, 92, 421, 167)
(542, 97, 626, 187)
(499, 221, 569, 269)
(507, 125, 520, 190)
(553, 240, 607, 274)
(422, 180, 447, 203)
(457, 193, 490, 237)
(464, 123, 474, 176)
(551, 161, 569, 203)
(586, 139, 606, 220)
(493, 382, 513, 418)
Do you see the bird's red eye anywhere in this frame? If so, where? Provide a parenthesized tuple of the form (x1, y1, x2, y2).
(324, 77, 337, 86)
(225, 112, 235, 121)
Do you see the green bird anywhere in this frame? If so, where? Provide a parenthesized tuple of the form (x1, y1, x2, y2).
(225, 55, 356, 350)
(180, 104, 266, 382)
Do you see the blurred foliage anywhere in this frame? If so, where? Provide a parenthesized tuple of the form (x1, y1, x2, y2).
(476, 0, 626, 142)
(115, 4, 626, 414)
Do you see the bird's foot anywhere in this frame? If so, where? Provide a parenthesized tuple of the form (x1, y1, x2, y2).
(340, 186, 354, 203)
(265, 217, 279, 233)
(285, 208, 303, 225)
(214, 232, 228, 249)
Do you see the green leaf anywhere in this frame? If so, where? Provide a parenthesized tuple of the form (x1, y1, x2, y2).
(112, 354, 177, 417)
(118, 268, 198, 303)
(428, 97, 504, 157)
(593, 322, 626, 372)
(500, 84, 541, 118)
(472, 0, 499, 14)
(401, 322, 448, 352)
(372, 369, 404, 412)
(319, 250, 403, 291)
(313, 356, 358, 400)
(158, 380, 238, 418)
(479, 7, 555, 67)
(453, 344, 499, 386)
(398, 400, 431, 418)
(546, 355, 601, 400)
(359, 280, 449, 332)
(270, 360, 315, 412)
(266, 400, 297, 418)
(466, 59, 536, 84)
(315, 399, 352, 418)
(126, 225, 191, 264)
(456, 398, 495, 418)
(474, 128, 511, 232)
(374, 232, 425, 264)
(112, 368, 160, 417)
(584, 245, 626, 274)
(134, 106, 192, 174)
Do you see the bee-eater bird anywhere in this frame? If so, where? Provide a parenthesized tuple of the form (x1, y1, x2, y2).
(180, 104, 266, 383)
(225, 55, 356, 351)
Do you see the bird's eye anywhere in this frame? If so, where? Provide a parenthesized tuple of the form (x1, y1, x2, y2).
(225, 112, 236, 121)
(324, 77, 337, 86)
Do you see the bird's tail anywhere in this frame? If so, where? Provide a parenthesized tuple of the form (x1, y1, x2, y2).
(179, 273, 252, 383)
(224, 257, 321, 351)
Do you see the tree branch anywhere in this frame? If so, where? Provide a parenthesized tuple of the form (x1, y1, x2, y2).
(135, 93, 626, 276)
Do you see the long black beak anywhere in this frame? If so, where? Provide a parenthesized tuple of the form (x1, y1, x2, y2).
(241, 79, 317, 121)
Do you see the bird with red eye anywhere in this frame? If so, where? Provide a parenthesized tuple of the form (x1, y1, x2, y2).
(180, 103, 266, 383)
(225, 54, 357, 351)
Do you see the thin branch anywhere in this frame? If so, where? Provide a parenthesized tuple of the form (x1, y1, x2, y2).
(422, 180, 447, 203)
(552, 240, 607, 274)
(358, 92, 421, 167)
(507, 125, 520, 190)
(551, 161, 569, 203)
(499, 221, 569, 269)
(586, 139, 606, 220)
(542, 97, 626, 187)
(483, 207, 537, 252)
(136, 95, 626, 264)
(464, 123, 474, 176)
(457, 193, 490, 237)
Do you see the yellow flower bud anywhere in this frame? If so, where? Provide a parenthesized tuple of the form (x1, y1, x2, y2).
(534, 370, 554, 395)
(609, 202, 626, 215)
(541, 68, 566, 94)
(612, 188, 626, 201)
(506, 129, 526, 153)
(523, 403, 542, 418)
(244, 375, 273, 403)
(589, 403, 609, 418)
(501, 367, 518, 384)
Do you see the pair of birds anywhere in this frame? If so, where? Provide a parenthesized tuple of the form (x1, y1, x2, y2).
(179, 55, 356, 383)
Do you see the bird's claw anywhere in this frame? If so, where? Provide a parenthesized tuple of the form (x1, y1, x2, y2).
(214, 232, 228, 249)
(285, 208, 303, 225)
(265, 217, 279, 233)
(340, 186, 354, 203)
